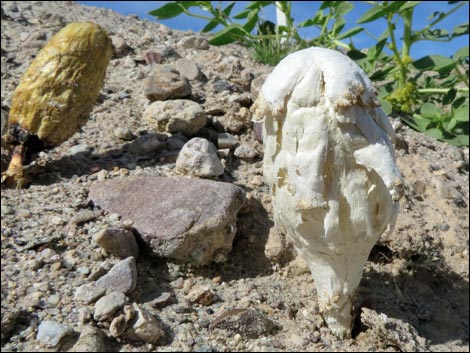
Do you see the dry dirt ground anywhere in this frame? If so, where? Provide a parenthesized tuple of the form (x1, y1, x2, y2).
(1, 1, 469, 352)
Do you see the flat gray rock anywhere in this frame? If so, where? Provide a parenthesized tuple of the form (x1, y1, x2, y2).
(89, 177, 245, 265)
(95, 257, 137, 294)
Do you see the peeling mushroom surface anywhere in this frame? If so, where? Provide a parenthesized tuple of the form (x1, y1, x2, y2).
(252, 47, 404, 339)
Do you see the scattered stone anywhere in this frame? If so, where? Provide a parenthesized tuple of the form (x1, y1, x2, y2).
(110, 314, 128, 338)
(217, 133, 239, 149)
(211, 309, 277, 338)
(125, 303, 165, 343)
(96, 257, 137, 294)
(93, 228, 139, 259)
(144, 65, 191, 101)
(70, 325, 108, 352)
(264, 228, 293, 263)
(216, 105, 251, 133)
(147, 292, 173, 308)
(361, 308, 428, 352)
(74, 283, 107, 304)
(175, 58, 202, 81)
(234, 144, 257, 161)
(167, 134, 187, 150)
(176, 138, 224, 177)
(113, 127, 133, 141)
(187, 285, 217, 306)
(110, 35, 130, 58)
(144, 100, 207, 136)
(142, 50, 163, 65)
(89, 177, 245, 265)
(94, 291, 127, 321)
(40, 247, 56, 260)
(22, 30, 47, 48)
(289, 333, 307, 347)
(432, 177, 460, 199)
(36, 320, 73, 347)
(1, 308, 20, 342)
(66, 143, 90, 156)
(1, 205, 14, 215)
(250, 74, 268, 97)
(127, 134, 165, 155)
(212, 80, 237, 93)
(71, 210, 96, 225)
(217, 148, 230, 159)
(412, 180, 426, 196)
(179, 35, 209, 50)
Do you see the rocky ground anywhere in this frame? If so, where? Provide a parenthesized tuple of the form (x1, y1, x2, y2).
(1, 1, 469, 352)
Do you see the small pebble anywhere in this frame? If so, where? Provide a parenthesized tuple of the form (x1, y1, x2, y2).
(93, 291, 127, 321)
(36, 320, 73, 347)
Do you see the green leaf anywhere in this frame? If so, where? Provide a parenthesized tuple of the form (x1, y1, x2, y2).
(379, 98, 393, 115)
(452, 23, 469, 37)
(446, 118, 458, 132)
(233, 9, 251, 19)
(369, 66, 394, 81)
(411, 115, 432, 131)
(148, 2, 184, 19)
(454, 45, 469, 60)
(412, 55, 455, 73)
(452, 96, 467, 110)
(368, 38, 387, 60)
(347, 49, 367, 60)
(336, 26, 363, 40)
(445, 135, 469, 146)
(246, 1, 273, 10)
(400, 1, 422, 11)
(454, 104, 469, 121)
(208, 24, 248, 45)
(420, 28, 450, 41)
(335, 2, 354, 17)
(319, 1, 335, 10)
(421, 102, 440, 119)
(243, 9, 259, 32)
(178, 1, 200, 9)
(298, 18, 318, 28)
(223, 2, 236, 16)
(357, 6, 387, 24)
(202, 20, 219, 33)
(425, 128, 444, 139)
(443, 88, 457, 105)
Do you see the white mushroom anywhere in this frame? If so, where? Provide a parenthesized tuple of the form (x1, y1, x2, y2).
(252, 47, 403, 339)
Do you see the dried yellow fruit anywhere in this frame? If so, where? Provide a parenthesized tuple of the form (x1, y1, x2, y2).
(2, 22, 112, 188)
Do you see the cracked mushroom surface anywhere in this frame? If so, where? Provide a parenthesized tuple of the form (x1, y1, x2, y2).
(252, 47, 404, 339)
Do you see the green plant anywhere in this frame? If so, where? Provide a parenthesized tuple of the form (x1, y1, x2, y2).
(349, 1, 469, 145)
(148, 1, 361, 63)
(148, 1, 469, 146)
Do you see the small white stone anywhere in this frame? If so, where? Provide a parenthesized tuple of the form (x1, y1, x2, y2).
(36, 320, 73, 347)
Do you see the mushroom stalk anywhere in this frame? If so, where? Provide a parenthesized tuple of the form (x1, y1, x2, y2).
(252, 47, 403, 339)
(1, 145, 27, 188)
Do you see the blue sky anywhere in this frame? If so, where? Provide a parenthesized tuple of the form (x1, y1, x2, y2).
(78, 1, 469, 59)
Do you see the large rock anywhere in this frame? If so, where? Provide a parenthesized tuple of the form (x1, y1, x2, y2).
(89, 177, 245, 265)
(144, 65, 191, 101)
(144, 100, 207, 136)
(176, 138, 225, 178)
